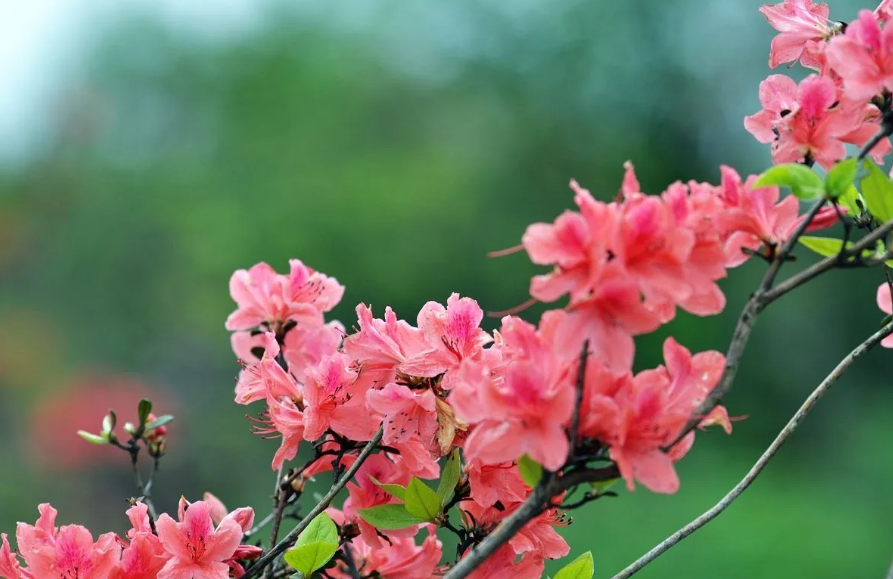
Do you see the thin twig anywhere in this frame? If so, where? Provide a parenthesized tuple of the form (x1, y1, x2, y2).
(240, 426, 384, 579)
(668, 212, 893, 449)
(611, 320, 893, 579)
(567, 340, 590, 460)
(885, 550, 893, 579)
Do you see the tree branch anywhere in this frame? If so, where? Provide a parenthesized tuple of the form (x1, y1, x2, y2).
(611, 320, 893, 579)
(240, 426, 384, 579)
(567, 340, 590, 461)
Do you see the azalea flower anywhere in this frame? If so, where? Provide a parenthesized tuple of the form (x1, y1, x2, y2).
(759, 0, 834, 68)
(155, 500, 243, 579)
(827, 10, 893, 101)
(876, 283, 893, 348)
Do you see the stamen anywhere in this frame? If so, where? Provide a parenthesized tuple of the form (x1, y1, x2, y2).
(487, 244, 525, 258)
(487, 298, 538, 318)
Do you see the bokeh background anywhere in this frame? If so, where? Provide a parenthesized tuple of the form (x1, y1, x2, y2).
(1, 0, 891, 577)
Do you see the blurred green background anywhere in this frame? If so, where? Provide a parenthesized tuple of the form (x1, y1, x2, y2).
(1, 0, 891, 577)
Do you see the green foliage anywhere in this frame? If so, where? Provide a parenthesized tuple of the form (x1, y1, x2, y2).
(76, 431, 108, 445)
(358, 504, 427, 530)
(404, 478, 441, 521)
(145, 415, 174, 432)
(518, 455, 543, 488)
(825, 159, 859, 199)
(753, 163, 824, 200)
(798, 236, 847, 258)
(860, 159, 893, 223)
(369, 476, 406, 501)
(137, 399, 152, 426)
(553, 551, 595, 579)
(436, 449, 461, 507)
(284, 513, 340, 576)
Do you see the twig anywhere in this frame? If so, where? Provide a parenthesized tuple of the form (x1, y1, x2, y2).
(240, 426, 384, 579)
(885, 550, 893, 579)
(611, 320, 893, 579)
(441, 465, 619, 579)
(668, 213, 893, 449)
(567, 340, 590, 461)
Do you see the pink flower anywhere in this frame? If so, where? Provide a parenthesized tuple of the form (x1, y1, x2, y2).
(264, 393, 305, 470)
(465, 459, 528, 507)
(281, 321, 344, 383)
(465, 545, 543, 579)
(15, 504, 120, 579)
(366, 383, 438, 446)
(0, 534, 25, 579)
(234, 332, 301, 406)
(225, 260, 344, 331)
(450, 316, 574, 471)
(402, 293, 492, 381)
(343, 305, 430, 383)
(113, 503, 168, 579)
(155, 500, 242, 579)
(303, 352, 379, 442)
(877, 283, 893, 348)
(827, 10, 893, 101)
(388, 439, 441, 479)
(460, 501, 568, 559)
(759, 0, 833, 68)
(334, 526, 442, 579)
(745, 74, 887, 170)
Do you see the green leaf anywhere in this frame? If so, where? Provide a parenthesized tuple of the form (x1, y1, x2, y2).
(283, 541, 338, 575)
(589, 478, 619, 495)
(404, 478, 441, 521)
(77, 431, 108, 445)
(825, 158, 859, 199)
(102, 410, 116, 435)
(837, 184, 864, 217)
(358, 504, 427, 530)
(860, 159, 893, 223)
(553, 551, 595, 579)
(753, 163, 824, 200)
(798, 236, 847, 258)
(369, 476, 406, 501)
(436, 449, 461, 507)
(295, 513, 339, 548)
(138, 399, 152, 426)
(517, 455, 543, 488)
(145, 415, 174, 431)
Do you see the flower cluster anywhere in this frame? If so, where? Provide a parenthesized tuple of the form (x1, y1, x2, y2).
(0, 497, 261, 579)
(746, 0, 893, 169)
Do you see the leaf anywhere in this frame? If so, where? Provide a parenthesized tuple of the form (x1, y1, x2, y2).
(137, 399, 153, 425)
(145, 415, 174, 431)
(825, 158, 859, 199)
(436, 449, 461, 507)
(798, 236, 847, 258)
(404, 478, 441, 521)
(369, 476, 406, 501)
(358, 504, 427, 530)
(295, 513, 339, 548)
(589, 478, 619, 495)
(517, 455, 543, 489)
(753, 163, 824, 200)
(102, 410, 116, 435)
(553, 551, 595, 579)
(837, 184, 864, 217)
(860, 159, 893, 223)
(283, 541, 338, 575)
(77, 431, 108, 445)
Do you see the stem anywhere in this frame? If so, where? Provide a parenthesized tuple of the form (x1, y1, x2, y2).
(240, 426, 384, 579)
(611, 321, 893, 579)
(567, 340, 590, 460)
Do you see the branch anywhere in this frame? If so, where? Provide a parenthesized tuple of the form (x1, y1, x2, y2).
(668, 213, 893, 449)
(240, 426, 384, 579)
(567, 340, 590, 461)
(886, 551, 893, 579)
(611, 320, 893, 579)
(441, 465, 619, 579)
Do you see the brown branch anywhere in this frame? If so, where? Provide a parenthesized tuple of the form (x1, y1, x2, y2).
(668, 213, 893, 450)
(611, 320, 893, 579)
(240, 426, 384, 579)
(567, 340, 590, 461)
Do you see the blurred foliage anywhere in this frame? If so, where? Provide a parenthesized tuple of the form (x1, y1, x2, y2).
(0, 0, 891, 576)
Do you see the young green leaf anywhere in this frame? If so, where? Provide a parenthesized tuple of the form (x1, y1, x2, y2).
(358, 504, 427, 530)
(837, 184, 864, 217)
(77, 431, 108, 445)
(137, 399, 153, 426)
(518, 455, 543, 488)
(145, 415, 174, 431)
(295, 513, 339, 548)
(589, 478, 619, 495)
(283, 541, 339, 576)
(369, 476, 406, 501)
(436, 449, 461, 507)
(553, 551, 595, 579)
(825, 158, 859, 199)
(860, 159, 893, 223)
(753, 163, 824, 200)
(404, 478, 441, 521)
(102, 411, 116, 435)
(798, 236, 847, 258)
